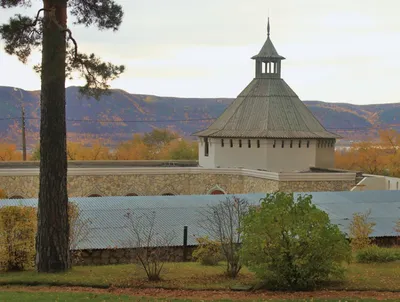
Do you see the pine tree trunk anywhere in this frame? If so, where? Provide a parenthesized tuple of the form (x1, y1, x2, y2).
(36, 0, 70, 273)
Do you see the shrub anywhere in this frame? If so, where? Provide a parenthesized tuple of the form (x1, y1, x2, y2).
(356, 245, 400, 263)
(394, 219, 400, 246)
(192, 236, 223, 266)
(0, 189, 6, 199)
(68, 201, 91, 265)
(198, 196, 250, 278)
(349, 210, 376, 251)
(124, 210, 176, 281)
(0, 206, 37, 271)
(240, 192, 352, 291)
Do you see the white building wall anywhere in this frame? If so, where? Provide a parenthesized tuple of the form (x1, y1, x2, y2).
(265, 139, 317, 172)
(213, 138, 267, 169)
(351, 175, 400, 191)
(198, 137, 334, 172)
(385, 176, 400, 190)
(315, 140, 335, 168)
(198, 138, 215, 168)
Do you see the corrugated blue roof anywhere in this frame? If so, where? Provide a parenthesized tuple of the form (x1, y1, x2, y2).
(1, 191, 399, 250)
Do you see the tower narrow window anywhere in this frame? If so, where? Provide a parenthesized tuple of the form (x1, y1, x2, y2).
(230, 139, 233, 148)
(257, 140, 260, 148)
(273, 140, 276, 148)
(281, 140, 284, 148)
(299, 140, 302, 148)
(307, 140, 310, 148)
(290, 140, 293, 148)
(239, 139, 242, 148)
(248, 139, 251, 148)
(204, 137, 209, 157)
(221, 139, 224, 147)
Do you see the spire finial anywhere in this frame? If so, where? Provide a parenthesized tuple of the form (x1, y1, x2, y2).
(267, 17, 270, 37)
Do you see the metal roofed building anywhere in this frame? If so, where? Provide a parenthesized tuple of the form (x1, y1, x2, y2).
(194, 19, 339, 172)
(1, 191, 399, 251)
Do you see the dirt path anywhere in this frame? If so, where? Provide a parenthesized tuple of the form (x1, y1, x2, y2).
(2, 285, 400, 300)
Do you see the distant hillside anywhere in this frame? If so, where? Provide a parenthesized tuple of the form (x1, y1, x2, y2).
(1, 86, 399, 148)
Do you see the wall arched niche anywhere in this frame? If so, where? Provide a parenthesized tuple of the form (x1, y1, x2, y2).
(207, 185, 227, 195)
(9, 195, 24, 199)
(88, 194, 102, 197)
(210, 190, 225, 195)
(162, 193, 175, 196)
(126, 193, 139, 196)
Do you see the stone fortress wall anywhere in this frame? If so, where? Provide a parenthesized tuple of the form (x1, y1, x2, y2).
(0, 161, 357, 198)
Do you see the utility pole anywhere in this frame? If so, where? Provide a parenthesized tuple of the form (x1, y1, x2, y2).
(14, 88, 27, 161)
(21, 104, 27, 161)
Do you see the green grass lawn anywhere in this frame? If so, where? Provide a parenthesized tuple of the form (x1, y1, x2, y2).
(0, 292, 399, 302)
(0, 261, 400, 291)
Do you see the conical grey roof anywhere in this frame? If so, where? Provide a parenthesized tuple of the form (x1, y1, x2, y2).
(251, 36, 285, 60)
(193, 78, 339, 139)
(251, 18, 285, 61)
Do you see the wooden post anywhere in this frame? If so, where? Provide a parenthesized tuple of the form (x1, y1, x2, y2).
(21, 104, 27, 161)
(183, 225, 188, 262)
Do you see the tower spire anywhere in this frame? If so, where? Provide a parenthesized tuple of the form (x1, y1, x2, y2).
(267, 17, 270, 37)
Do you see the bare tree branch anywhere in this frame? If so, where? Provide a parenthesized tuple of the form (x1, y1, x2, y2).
(123, 210, 176, 281)
(197, 196, 250, 278)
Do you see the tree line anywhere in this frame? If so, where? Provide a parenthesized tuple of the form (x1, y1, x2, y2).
(0, 129, 199, 161)
(335, 129, 400, 177)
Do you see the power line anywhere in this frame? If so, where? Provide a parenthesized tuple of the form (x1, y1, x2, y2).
(0, 116, 398, 131)
(0, 117, 216, 123)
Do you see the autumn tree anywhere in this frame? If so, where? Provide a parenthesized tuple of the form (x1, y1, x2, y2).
(161, 139, 198, 160)
(143, 129, 178, 158)
(349, 210, 376, 251)
(1, 0, 125, 272)
(0, 144, 22, 161)
(67, 140, 110, 160)
(114, 134, 149, 160)
(30, 145, 40, 161)
(335, 129, 400, 177)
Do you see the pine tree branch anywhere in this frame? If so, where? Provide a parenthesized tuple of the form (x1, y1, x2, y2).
(1, 0, 31, 8)
(0, 8, 46, 63)
(68, 0, 123, 31)
(63, 29, 78, 60)
(31, 8, 48, 27)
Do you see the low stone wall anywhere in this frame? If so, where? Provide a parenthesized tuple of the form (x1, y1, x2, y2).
(73, 237, 399, 266)
(74, 246, 197, 266)
(279, 180, 355, 192)
(0, 167, 357, 199)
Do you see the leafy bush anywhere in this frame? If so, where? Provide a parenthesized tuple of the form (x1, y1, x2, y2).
(349, 210, 376, 251)
(240, 192, 352, 290)
(192, 236, 223, 266)
(356, 245, 400, 263)
(0, 206, 37, 271)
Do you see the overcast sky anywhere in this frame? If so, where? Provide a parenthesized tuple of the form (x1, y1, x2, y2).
(1, 0, 399, 104)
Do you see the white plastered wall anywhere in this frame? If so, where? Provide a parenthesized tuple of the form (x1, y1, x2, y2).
(265, 139, 317, 172)
(315, 140, 335, 168)
(198, 137, 335, 172)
